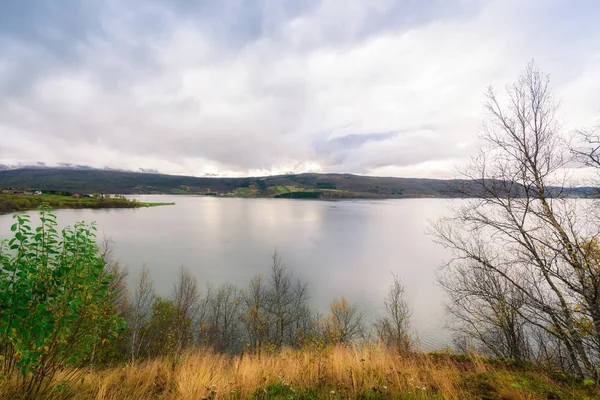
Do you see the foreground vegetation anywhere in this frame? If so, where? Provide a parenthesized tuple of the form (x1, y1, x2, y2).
(0, 207, 598, 399)
(0, 192, 173, 214)
(2, 347, 597, 400)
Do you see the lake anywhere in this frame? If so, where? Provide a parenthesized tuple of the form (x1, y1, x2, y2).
(0, 196, 454, 350)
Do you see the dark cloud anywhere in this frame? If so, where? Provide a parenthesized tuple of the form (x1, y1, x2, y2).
(316, 131, 401, 152)
(314, 131, 403, 167)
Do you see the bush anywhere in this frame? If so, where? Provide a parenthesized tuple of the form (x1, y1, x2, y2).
(0, 207, 125, 398)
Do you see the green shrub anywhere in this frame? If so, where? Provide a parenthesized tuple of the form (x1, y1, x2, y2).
(0, 207, 125, 398)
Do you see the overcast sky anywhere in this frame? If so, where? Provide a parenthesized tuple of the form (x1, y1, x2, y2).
(0, 0, 599, 178)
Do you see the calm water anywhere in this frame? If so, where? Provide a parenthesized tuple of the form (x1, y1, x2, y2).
(0, 196, 454, 349)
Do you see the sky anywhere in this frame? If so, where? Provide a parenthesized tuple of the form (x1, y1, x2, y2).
(0, 0, 599, 178)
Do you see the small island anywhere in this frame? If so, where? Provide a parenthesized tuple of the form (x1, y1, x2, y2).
(0, 189, 173, 215)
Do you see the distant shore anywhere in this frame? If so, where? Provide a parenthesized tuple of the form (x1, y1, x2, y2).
(1, 168, 597, 200)
(0, 193, 173, 215)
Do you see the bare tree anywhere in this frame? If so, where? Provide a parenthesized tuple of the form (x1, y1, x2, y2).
(438, 260, 530, 360)
(241, 275, 271, 352)
(432, 62, 600, 377)
(286, 280, 316, 347)
(264, 252, 312, 349)
(265, 252, 295, 348)
(99, 237, 130, 318)
(91, 238, 129, 365)
(129, 265, 155, 364)
(573, 125, 600, 169)
(197, 283, 243, 352)
(143, 297, 178, 358)
(99, 236, 129, 312)
(239, 253, 315, 352)
(172, 266, 200, 357)
(321, 297, 364, 345)
(374, 274, 411, 353)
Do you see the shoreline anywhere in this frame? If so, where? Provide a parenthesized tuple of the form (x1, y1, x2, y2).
(0, 193, 174, 215)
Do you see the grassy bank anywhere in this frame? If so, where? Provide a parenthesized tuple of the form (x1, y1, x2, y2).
(2, 346, 596, 400)
(0, 193, 173, 214)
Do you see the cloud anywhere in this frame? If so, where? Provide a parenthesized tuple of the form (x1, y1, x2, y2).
(0, 0, 599, 177)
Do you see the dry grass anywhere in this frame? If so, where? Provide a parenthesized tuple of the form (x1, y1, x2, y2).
(2, 346, 597, 399)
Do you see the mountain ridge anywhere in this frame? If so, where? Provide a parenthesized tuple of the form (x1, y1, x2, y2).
(0, 168, 469, 198)
(0, 168, 596, 199)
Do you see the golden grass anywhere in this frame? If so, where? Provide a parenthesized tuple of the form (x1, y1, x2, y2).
(2, 346, 597, 399)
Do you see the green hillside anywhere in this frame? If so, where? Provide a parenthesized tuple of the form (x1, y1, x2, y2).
(0, 168, 471, 198)
(0, 168, 595, 199)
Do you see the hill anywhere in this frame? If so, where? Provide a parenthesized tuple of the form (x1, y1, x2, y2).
(0, 168, 472, 198)
(0, 168, 595, 199)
